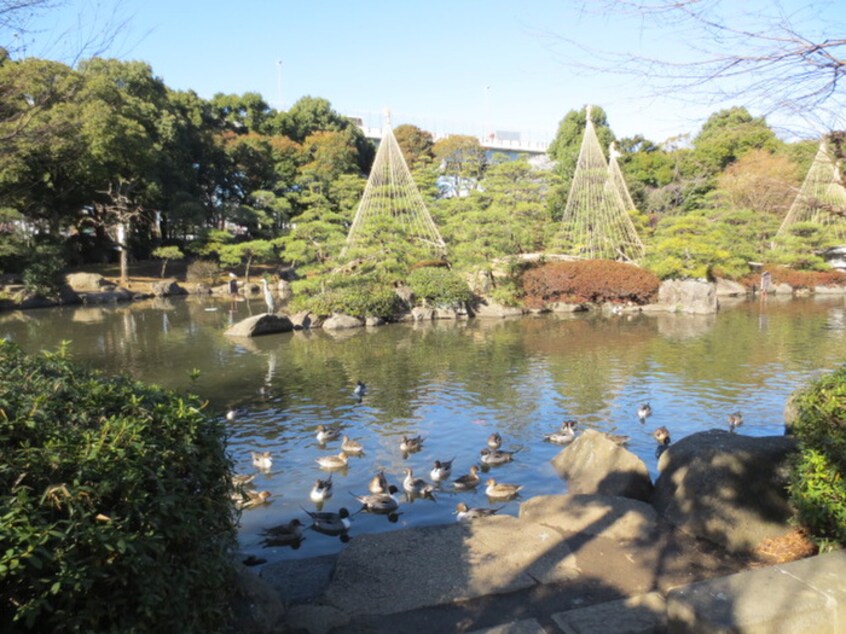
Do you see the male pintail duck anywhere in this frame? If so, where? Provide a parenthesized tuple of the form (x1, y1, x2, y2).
(544, 420, 577, 445)
(310, 476, 333, 502)
(302, 506, 351, 536)
(487, 432, 502, 450)
(341, 435, 364, 455)
(231, 473, 256, 488)
(430, 458, 455, 482)
(261, 518, 303, 547)
(400, 435, 424, 454)
(353, 381, 367, 402)
(368, 470, 389, 494)
(315, 424, 341, 444)
(653, 426, 671, 446)
(638, 403, 653, 423)
(351, 486, 400, 514)
(728, 412, 743, 432)
(455, 502, 504, 521)
(251, 451, 273, 471)
(315, 452, 349, 470)
(453, 465, 481, 490)
(234, 489, 272, 510)
(479, 446, 522, 466)
(485, 478, 523, 500)
(402, 468, 437, 498)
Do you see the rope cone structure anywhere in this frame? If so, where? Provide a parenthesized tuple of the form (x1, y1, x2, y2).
(559, 107, 644, 262)
(608, 142, 637, 212)
(342, 116, 446, 258)
(775, 141, 846, 243)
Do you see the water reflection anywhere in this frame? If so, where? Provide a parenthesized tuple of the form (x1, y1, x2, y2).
(3, 297, 846, 562)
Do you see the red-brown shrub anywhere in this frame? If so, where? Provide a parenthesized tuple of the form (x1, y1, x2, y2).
(520, 260, 660, 307)
(738, 265, 846, 290)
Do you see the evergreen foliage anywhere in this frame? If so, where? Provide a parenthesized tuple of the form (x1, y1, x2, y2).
(789, 367, 846, 549)
(0, 342, 237, 633)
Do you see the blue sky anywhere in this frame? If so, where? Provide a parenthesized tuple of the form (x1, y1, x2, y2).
(16, 0, 846, 144)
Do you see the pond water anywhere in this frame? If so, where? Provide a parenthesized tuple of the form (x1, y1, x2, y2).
(3, 294, 846, 564)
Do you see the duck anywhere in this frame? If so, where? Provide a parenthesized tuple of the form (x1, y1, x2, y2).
(309, 476, 333, 503)
(353, 381, 367, 402)
(351, 486, 400, 514)
(487, 432, 503, 450)
(402, 468, 437, 498)
(604, 433, 630, 446)
(544, 420, 577, 445)
(728, 412, 743, 433)
(368, 470, 389, 494)
(341, 435, 364, 455)
(453, 465, 482, 490)
(315, 452, 349, 470)
(400, 435, 424, 454)
(479, 446, 522, 466)
(430, 458, 455, 482)
(301, 506, 351, 536)
(251, 451, 273, 471)
(653, 426, 671, 446)
(485, 478, 523, 500)
(234, 489, 272, 510)
(260, 518, 303, 547)
(455, 502, 504, 521)
(638, 403, 653, 423)
(315, 424, 341, 444)
(231, 473, 256, 488)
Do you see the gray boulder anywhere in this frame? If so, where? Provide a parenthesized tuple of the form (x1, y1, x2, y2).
(652, 429, 798, 553)
(551, 429, 654, 502)
(289, 311, 324, 330)
(224, 314, 294, 337)
(715, 278, 749, 297)
(65, 272, 115, 292)
(322, 313, 364, 330)
(151, 279, 187, 297)
(519, 494, 658, 542)
(410, 306, 435, 321)
(657, 280, 718, 314)
(773, 282, 793, 295)
(474, 299, 525, 318)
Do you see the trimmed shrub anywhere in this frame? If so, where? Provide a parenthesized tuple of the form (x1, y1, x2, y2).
(292, 283, 402, 319)
(185, 258, 220, 285)
(520, 260, 660, 307)
(0, 342, 237, 633)
(738, 265, 846, 290)
(408, 267, 474, 307)
(788, 366, 846, 549)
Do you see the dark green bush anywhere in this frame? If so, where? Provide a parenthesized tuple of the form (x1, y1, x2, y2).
(520, 259, 660, 307)
(0, 341, 237, 633)
(788, 367, 846, 549)
(22, 244, 66, 298)
(293, 282, 402, 319)
(408, 266, 473, 307)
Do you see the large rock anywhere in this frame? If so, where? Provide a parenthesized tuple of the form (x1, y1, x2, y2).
(551, 429, 654, 502)
(519, 494, 658, 542)
(321, 313, 364, 330)
(150, 279, 187, 297)
(715, 278, 749, 297)
(65, 272, 115, 292)
(652, 429, 798, 553)
(474, 299, 525, 318)
(224, 314, 294, 337)
(657, 280, 718, 314)
(289, 311, 324, 330)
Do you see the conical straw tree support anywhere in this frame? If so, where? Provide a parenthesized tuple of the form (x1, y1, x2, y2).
(342, 113, 446, 260)
(775, 141, 846, 244)
(558, 106, 644, 261)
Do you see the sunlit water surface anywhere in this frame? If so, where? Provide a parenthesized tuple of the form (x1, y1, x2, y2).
(4, 294, 846, 563)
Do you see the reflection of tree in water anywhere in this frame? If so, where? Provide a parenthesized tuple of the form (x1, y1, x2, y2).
(522, 316, 657, 420)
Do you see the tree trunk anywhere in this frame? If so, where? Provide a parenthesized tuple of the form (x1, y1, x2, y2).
(160, 259, 168, 278)
(244, 255, 253, 285)
(117, 222, 129, 285)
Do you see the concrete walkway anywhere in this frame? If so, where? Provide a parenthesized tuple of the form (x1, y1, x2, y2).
(256, 493, 816, 633)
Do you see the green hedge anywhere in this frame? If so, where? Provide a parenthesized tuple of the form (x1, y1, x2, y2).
(408, 267, 473, 308)
(788, 367, 846, 549)
(0, 341, 237, 633)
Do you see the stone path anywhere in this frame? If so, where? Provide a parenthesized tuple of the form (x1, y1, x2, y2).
(255, 494, 755, 633)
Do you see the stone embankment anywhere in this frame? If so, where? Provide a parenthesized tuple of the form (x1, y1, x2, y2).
(233, 429, 839, 633)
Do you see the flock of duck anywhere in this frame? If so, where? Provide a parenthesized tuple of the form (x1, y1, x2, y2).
(228, 388, 745, 553)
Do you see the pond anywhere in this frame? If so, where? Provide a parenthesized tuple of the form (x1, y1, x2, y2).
(3, 294, 845, 564)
